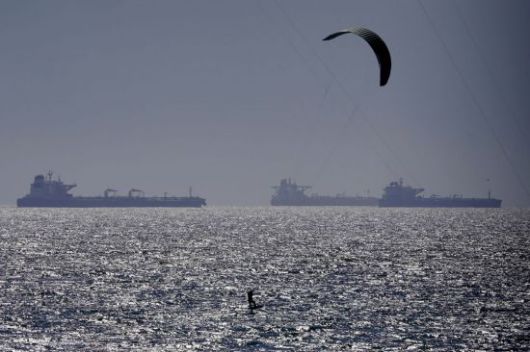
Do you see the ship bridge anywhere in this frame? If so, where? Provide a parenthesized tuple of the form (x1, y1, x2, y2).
(29, 172, 76, 198)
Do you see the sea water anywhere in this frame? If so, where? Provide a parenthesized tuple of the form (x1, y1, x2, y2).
(0, 206, 529, 351)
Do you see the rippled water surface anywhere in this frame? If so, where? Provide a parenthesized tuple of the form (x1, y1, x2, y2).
(1, 207, 529, 351)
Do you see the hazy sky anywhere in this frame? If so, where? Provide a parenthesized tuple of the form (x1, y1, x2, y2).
(1, 0, 529, 206)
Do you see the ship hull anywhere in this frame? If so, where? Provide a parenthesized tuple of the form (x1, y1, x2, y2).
(17, 196, 206, 208)
(271, 196, 379, 207)
(378, 198, 501, 208)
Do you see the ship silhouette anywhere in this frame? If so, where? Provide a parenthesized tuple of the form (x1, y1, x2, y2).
(271, 178, 502, 208)
(271, 178, 378, 206)
(17, 172, 206, 208)
(379, 178, 501, 208)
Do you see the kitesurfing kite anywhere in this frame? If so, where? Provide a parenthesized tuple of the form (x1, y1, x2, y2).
(323, 27, 391, 86)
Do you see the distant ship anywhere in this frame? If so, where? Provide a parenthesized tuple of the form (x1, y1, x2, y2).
(271, 178, 379, 206)
(379, 179, 502, 208)
(17, 172, 206, 208)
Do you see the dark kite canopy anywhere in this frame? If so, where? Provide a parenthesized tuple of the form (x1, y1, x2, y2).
(323, 27, 391, 86)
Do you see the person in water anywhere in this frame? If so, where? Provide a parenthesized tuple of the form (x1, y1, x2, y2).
(247, 290, 257, 309)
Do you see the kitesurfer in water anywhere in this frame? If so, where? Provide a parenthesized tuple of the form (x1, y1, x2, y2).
(247, 290, 257, 310)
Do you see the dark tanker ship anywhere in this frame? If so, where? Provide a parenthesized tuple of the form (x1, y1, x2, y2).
(271, 178, 378, 206)
(271, 178, 502, 208)
(379, 179, 501, 208)
(17, 172, 206, 208)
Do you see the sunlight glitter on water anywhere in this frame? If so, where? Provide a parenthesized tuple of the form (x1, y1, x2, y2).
(1, 207, 529, 351)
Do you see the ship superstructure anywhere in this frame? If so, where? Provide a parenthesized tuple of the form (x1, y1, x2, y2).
(379, 178, 501, 208)
(17, 172, 206, 208)
(271, 178, 378, 206)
